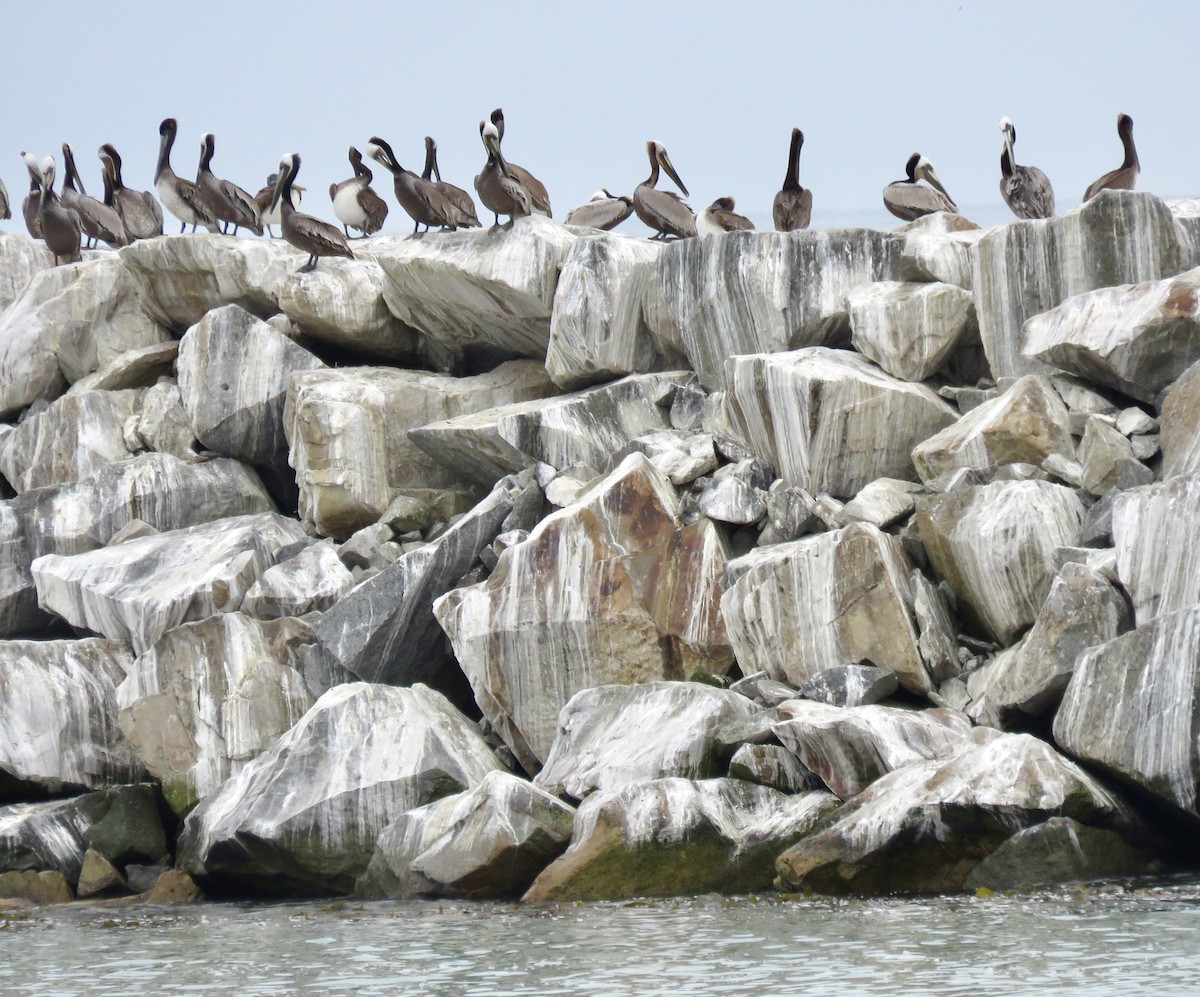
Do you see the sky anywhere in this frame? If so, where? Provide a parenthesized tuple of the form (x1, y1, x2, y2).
(2, 1, 1196, 236)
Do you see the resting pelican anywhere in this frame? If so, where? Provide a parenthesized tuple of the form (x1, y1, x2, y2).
(20, 154, 41, 238)
(272, 153, 353, 272)
(98, 144, 163, 240)
(366, 136, 465, 234)
(0, 179, 9, 221)
(1083, 113, 1139, 202)
(883, 153, 957, 221)
(422, 137, 481, 228)
(697, 196, 754, 235)
(26, 154, 81, 265)
(256, 172, 302, 238)
(155, 118, 220, 233)
(564, 189, 634, 231)
(474, 119, 531, 229)
(330, 147, 388, 238)
(489, 109, 551, 216)
(998, 118, 1054, 219)
(60, 143, 127, 248)
(773, 128, 812, 231)
(197, 133, 262, 236)
(633, 141, 695, 240)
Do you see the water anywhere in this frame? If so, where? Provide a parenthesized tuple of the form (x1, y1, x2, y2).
(3, 879, 1200, 996)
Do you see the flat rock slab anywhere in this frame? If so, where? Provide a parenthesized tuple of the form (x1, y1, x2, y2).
(797, 665, 899, 708)
(847, 281, 976, 382)
(1112, 474, 1200, 624)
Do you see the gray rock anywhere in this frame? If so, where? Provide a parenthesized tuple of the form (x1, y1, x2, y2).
(617, 430, 717, 486)
(727, 673, 798, 709)
(840, 478, 923, 530)
(669, 382, 707, 432)
(241, 539, 353, 621)
(1078, 417, 1155, 495)
(66, 341, 179, 396)
(797, 664, 900, 708)
(75, 849, 125, 898)
(381, 495, 434, 535)
(1112, 475, 1200, 623)
(899, 212, 983, 289)
(728, 744, 820, 793)
(847, 281, 977, 382)
(757, 481, 820, 545)
(0, 869, 73, 904)
(1160, 359, 1200, 478)
(135, 379, 199, 461)
(698, 476, 766, 525)
(1117, 407, 1158, 437)
(0, 232, 51, 311)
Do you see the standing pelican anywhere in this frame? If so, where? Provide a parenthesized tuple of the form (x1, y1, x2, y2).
(154, 118, 220, 234)
(773, 128, 813, 231)
(20, 153, 41, 238)
(697, 196, 754, 235)
(633, 141, 696, 240)
(98, 144, 163, 241)
(60, 143, 127, 248)
(489, 109, 551, 216)
(474, 120, 532, 229)
(0, 179, 9, 222)
(197, 133, 262, 236)
(422, 137, 481, 228)
(365, 136, 465, 234)
(26, 154, 81, 265)
(564, 189, 634, 231)
(256, 172, 302, 238)
(272, 153, 354, 272)
(330, 147, 388, 238)
(1083, 114, 1139, 202)
(883, 153, 958, 221)
(998, 118, 1054, 219)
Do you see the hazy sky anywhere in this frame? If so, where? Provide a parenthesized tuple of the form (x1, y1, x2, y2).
(3, 1, 1195, 235)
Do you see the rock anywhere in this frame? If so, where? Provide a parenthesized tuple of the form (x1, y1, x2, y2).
(647, 228, 904, 389)
(772, 701, 974, 799)
(0, 232, 51, 311)
(523, 778, 839, 901)
(435, 455, 732, 773)
(722, 522, 947, 695)
(899, 212, 983, 289)
(75, 849, 125, 898)
(177, 683, 504, 894)
(532, 683, 758, 801)
(840, 478, 923, 529)
(381, 495, 434, 535)
(720, 349, 956, 498)
(177, 304, 326, 467)
(0, 637, 143, 798)
(123, 864, 170, 894)
(66, 341, 179, 396)
(145, 869, 204, 904)
(1117, 407, 1158, 437)
(241, 540, 353, 621)
(775, 729, 1138, 895)
(1112, 475, 1200, 623)
(135, 379, 198, 461)
(0, 870, 72, 905)
(81, 784, 169, 867)
(847, 281, 977, 382)
(1160, 359, 1200, 477)
(1022, 267, 1200, 403)
(915, 480, 1086, 644)
(357, 771, 575, 900)
(727, 674, 799, 709)
(912, 375, 1075, 486)
(32, 512, 308, 654)
(617, 430, 717, 487)
(757, 481, 820, 545)
(797, 664, 900, 708)
(697, 476, 766, 525)
(286, 360, 555, 538)
(974, 190, 1192, 379)
(728, 744, 820, 793)
(1078, 417, 1155, 495)
(116, 613, 324, 815)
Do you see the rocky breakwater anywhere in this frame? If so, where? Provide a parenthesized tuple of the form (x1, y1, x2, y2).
(1, 192, 1199, 907)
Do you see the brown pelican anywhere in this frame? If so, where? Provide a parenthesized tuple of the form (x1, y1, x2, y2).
(365, 136, 465, 235)
(197, 133, 262, 236)
(564, 189, 634, 231)
(883, 153, 957, 221)
(489, 109, 552, 216)
(697, 196, 754, 236)
(154, 118, 220, 234)
(98, 144, 163, 241)
(998, 118, 1054, 219)
(474, 120, 532, 230)
(271, 153, 354, 272)
(633, 141, 696, 240)
(421, 137, 481, 228)
(20, 153, 41, 238)
(1083, 113, 1139, 202)
(330, 146, 388, 238)
(255, 172, 302, 238)
(0, 179, 9, 221)
(773, 128, 812, 231)
(26, 154, 81, 265)
(60, 143, 127, 248)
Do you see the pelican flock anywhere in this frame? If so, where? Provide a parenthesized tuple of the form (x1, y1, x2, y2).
(5, 109, 1156, 269)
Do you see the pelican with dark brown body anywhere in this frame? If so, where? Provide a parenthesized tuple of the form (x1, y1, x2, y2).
(330, 147, 388, 238)
(422, 137, 480, 228)
(564, 189, 634, 231)
(999, 117, 1054, 219)
(773, 128, 813, 231)
(98, 144, 163, 240)
(1083, 113, 1139, 202)
(155, 118, 220, 233)
(61, 143, 127, 248)
(256, 172, 302, 238)
(366, 136, 466, 235)
(474, 119, 532, 229)
(272, 153, 354, 272)
(698, 196, 754, 235)
(197, 133, 263, 235)
(633, 140, 695, 240)
(26, 153, 81, 265)
(489, 109, 551, 217)
(883, 153, 957, 221)
(20, 154, 41, 238)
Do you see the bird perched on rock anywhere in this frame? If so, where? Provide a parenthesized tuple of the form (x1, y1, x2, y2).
(489, 109, 551, 217)
(196, 133, 263, 235)
(330, 146, 388, 238)
(256, 171, 303, 238)
(998, 117, 1054, 219)
(421, 137, 480, 229)
(697, 196, 754, 235)
(271, 153, 354, 272)
(773, 127, 812, 231)
(564, 189, 634, 231)
(883, 153, 957, 221)
(634, 140, 695, 240)
(98, 143, 163, 240)
(1083, 113, 1139, 202)
(474, 119, 532, 229)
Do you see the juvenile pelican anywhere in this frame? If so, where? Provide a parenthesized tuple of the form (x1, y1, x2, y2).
(998, 118, 1054, 219)
(60, 143, 127, 248)
(697, 196, 754, 235)
(564, 189, 634, 231)
(98, 144, 163, 240)
(154, 118, 220, 234)
(1083, 114, 1139, 202)
(330, 146, 388, 238)
(26, 154, 81, 265)
(20, 154, 41, 238)
(0, 179, 9, 221)
(256, 172, 303, 238)
(197, 133, 262, 236)
(489, 109, 551, 217)
(633, 141, 696, 240)
(883, 153, 957, 221)
(773, 128, 812, 231)
(474, 120, 531, 229)
(366, 136, 465, 234)
(272, 153, 353, 272)
(421, 137, 481, 228)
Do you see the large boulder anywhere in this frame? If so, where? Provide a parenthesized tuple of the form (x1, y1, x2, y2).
(899, 213, 983, 290)
(1112, 475, 1200, 624)
(1160, 359, 1200, 477)
(0, 232, 51, 311)
(241, 539, 353, 621)
(847, 281, 977, 382)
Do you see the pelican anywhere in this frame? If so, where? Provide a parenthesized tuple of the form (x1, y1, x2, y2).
(255, 172, 303, 238)
(330, 147, 388, 238)
(1083, 113, 1139, 202)
(474, 119, 532, 229)
(365, 136, 465, 235)
(98, 144, 163, 241)
(60, 143, 127, 248)
(564, 189, 634, 231)
(633, 141, 695, 240)
(196, 133, 262, 236)
(421, 137, 481, 228)
(773, 128, 812, 231)
(154, 118, 220, 234)
(998, 118, 1054, 219)
(26, 153, 81, 265)
(489, 109, 551, 216)
(272, 153, 353, 272)
(0, 179, 9, 221)
(20, 154, 41, 238)
(697, 196, 754, 236)
(883, 153, 957, 222)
